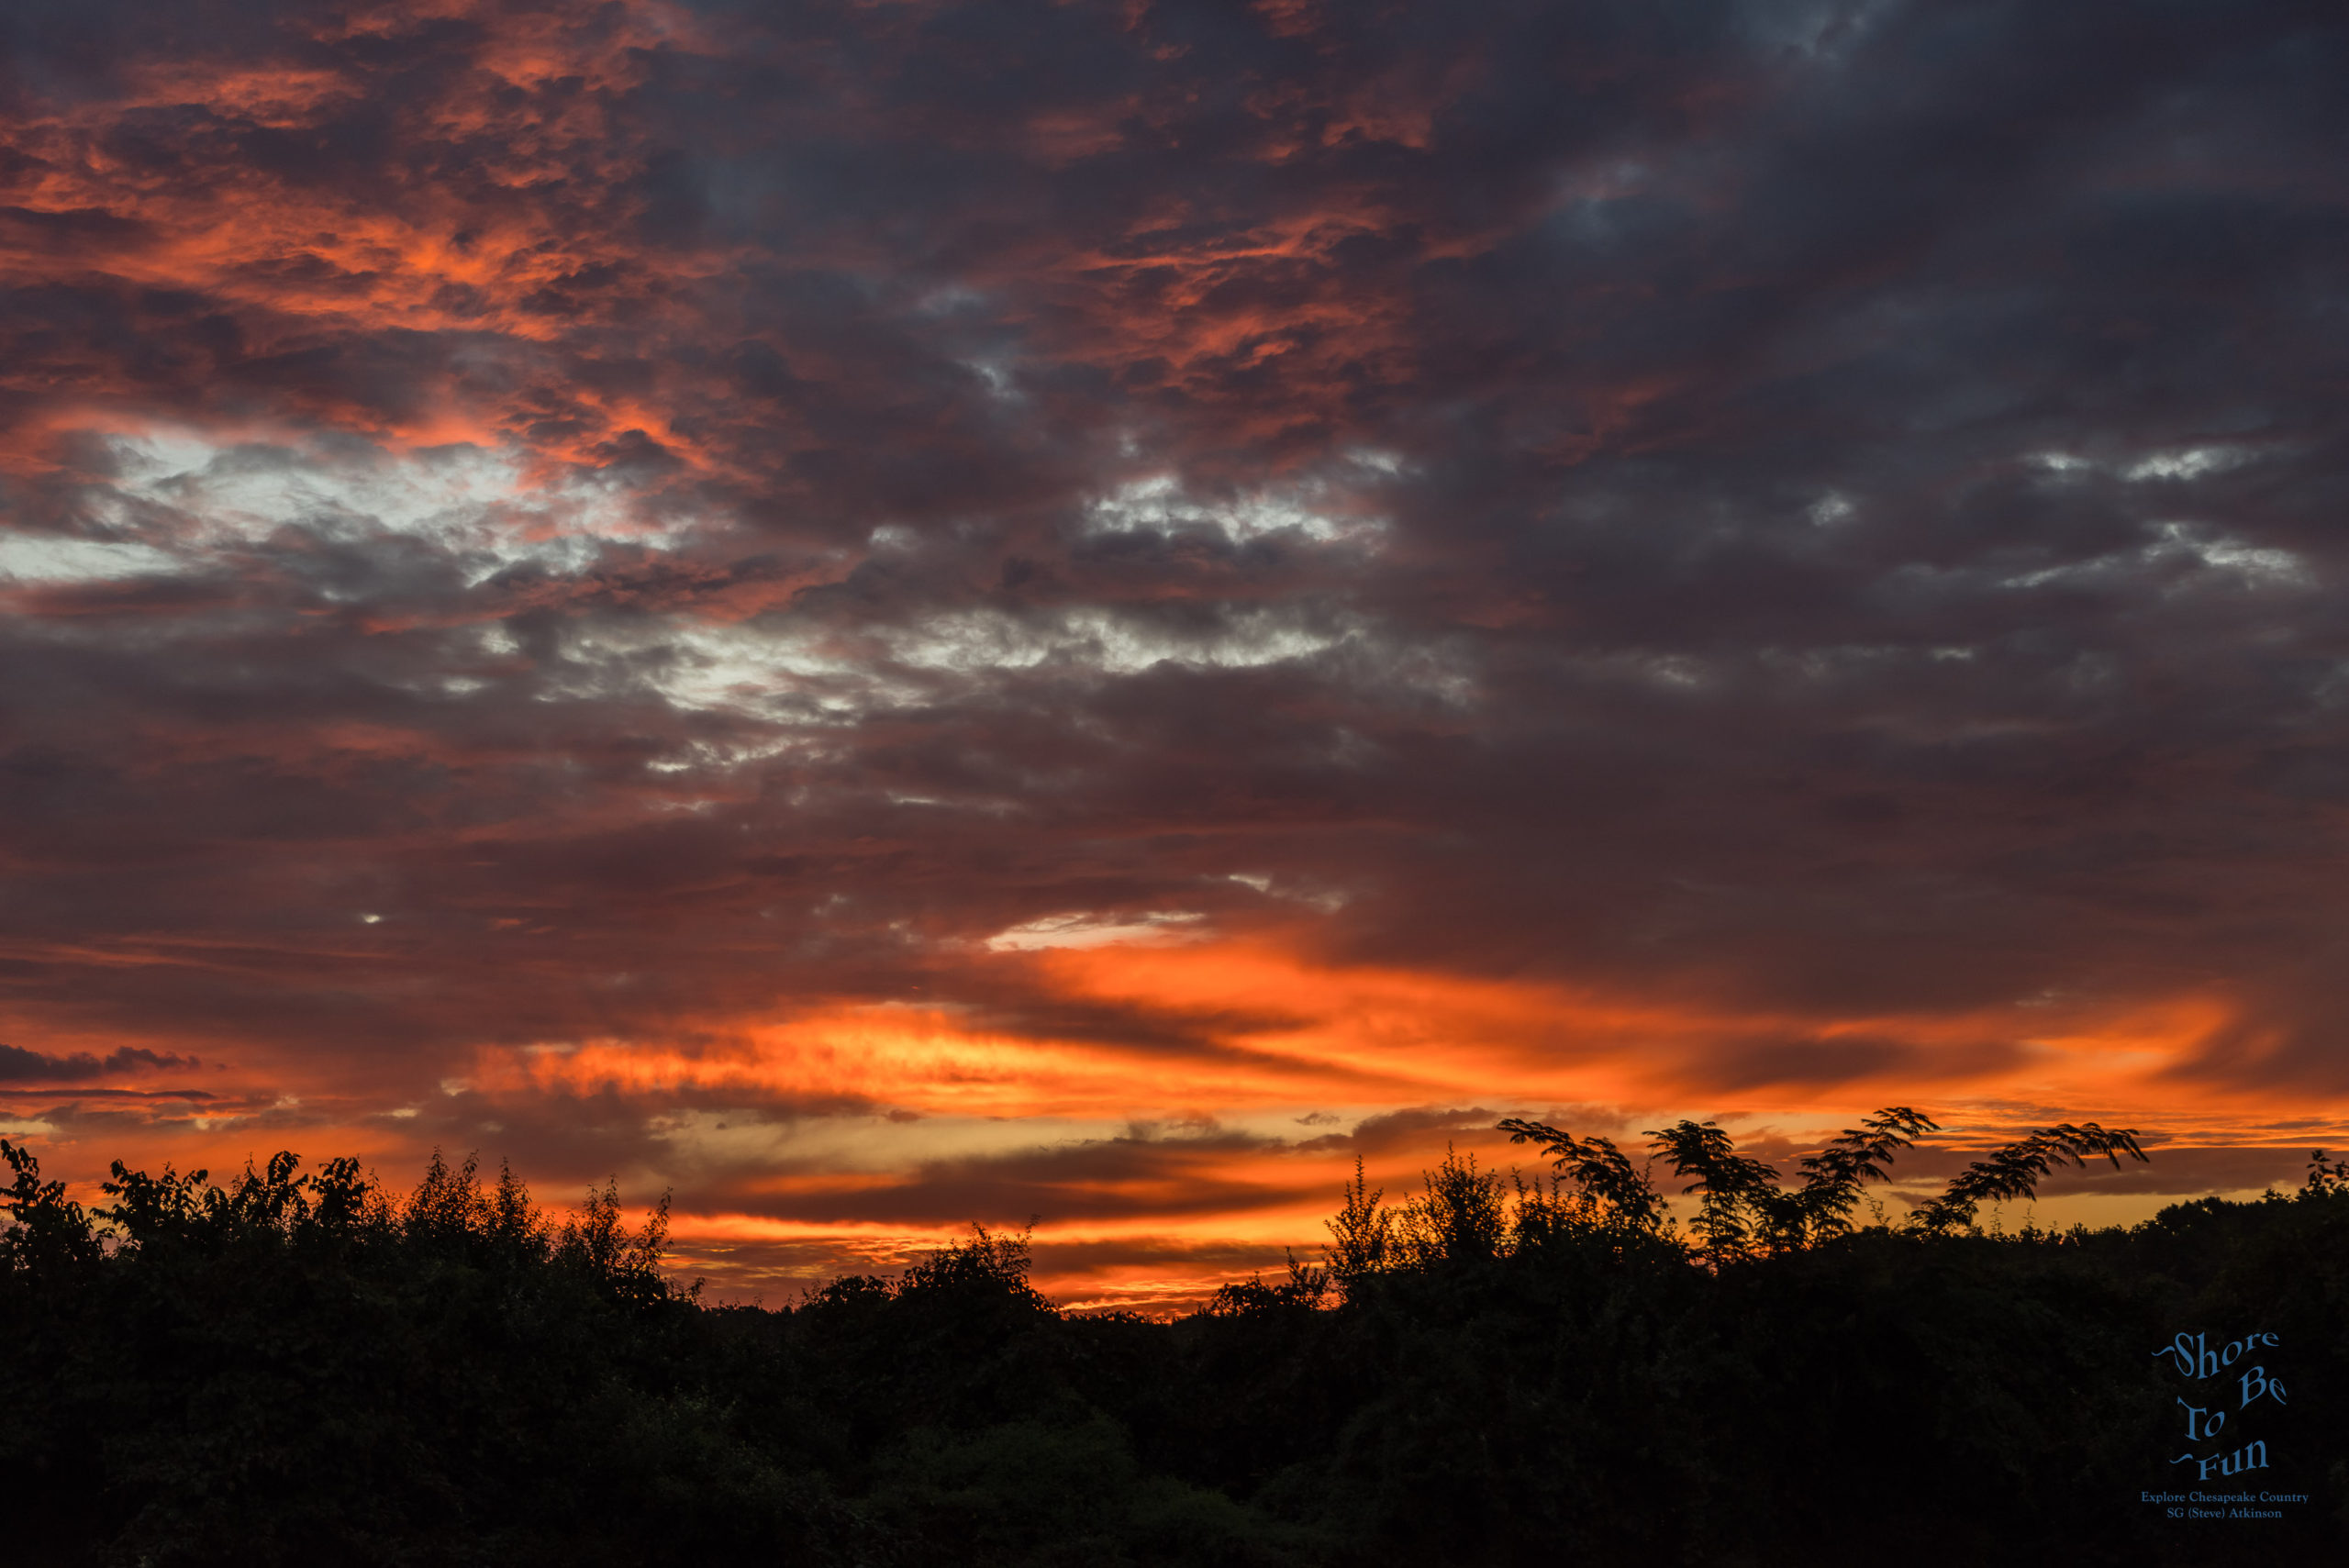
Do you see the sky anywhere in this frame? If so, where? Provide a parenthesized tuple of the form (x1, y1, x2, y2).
(3, 0, 2346, 1309)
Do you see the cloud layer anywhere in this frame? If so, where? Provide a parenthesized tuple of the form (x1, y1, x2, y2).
(4, 0, 2347, 1301)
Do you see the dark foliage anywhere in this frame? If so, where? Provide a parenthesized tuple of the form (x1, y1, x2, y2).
(3, 1130, 2343, 1566)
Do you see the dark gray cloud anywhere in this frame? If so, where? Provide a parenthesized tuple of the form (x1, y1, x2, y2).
(0, 1042, 197, 1082)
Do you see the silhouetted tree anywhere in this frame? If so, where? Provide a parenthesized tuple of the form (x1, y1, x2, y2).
(1325, 1155, 1396, 1291)
(1493, 1118, 1668, 1233)
(1, 1139, 100, 1273)
(1910, 1121, 2148, 1232)
(1641, 1118, 1787, 1261)
(1781, 1106, 1938, 1240)
(11, 1120, 2348, 1568)
(1392, 1146, 1509, 1268)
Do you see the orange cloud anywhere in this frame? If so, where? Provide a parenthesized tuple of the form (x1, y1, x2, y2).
(6, 0, 2346, 1318)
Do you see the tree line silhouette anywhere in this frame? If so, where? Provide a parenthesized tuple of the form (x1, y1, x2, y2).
(3, 1112, 2343, 1565)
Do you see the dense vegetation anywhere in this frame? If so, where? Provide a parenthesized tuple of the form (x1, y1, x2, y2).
(4, 1116, 2343, 1566)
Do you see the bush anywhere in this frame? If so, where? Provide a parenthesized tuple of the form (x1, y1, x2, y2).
(4, 1134, 2342, 1566)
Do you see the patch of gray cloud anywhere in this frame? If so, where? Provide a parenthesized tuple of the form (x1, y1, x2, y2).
(0, 1043, 200, 1082)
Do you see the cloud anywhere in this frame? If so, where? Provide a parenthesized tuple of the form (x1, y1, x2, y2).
(985, 911, 1209, 952)
(0, 1043, 200, 1083)
(1, 0, 2345, 1298)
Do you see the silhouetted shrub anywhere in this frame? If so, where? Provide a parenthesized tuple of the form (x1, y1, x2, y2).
(4, 1135, 2343, 1566)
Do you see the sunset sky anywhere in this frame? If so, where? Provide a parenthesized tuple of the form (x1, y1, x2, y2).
(4, 0, 2346, 1309)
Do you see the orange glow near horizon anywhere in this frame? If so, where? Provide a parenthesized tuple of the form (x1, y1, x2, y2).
(457, 937, 2299, 1134)
(11, 928, 2343, 1309)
